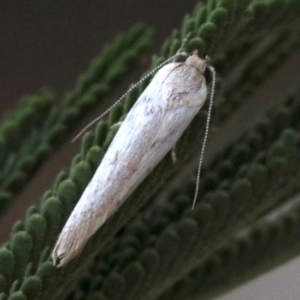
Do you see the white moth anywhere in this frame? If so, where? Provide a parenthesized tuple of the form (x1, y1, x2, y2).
(52, 50, 215, 267)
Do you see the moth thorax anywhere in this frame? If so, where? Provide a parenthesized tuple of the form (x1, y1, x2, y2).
(185, 53, 207, 73)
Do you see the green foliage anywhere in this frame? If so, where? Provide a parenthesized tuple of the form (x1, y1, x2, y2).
(0, 25, 152, 216)
(70, 89, 300, 300)
(1, 0, 300, 299)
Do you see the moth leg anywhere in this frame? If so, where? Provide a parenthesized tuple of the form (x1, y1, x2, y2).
(171, 146, 177, 165)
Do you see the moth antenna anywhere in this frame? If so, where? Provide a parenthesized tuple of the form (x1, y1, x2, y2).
(172, 32, 192, 62)
(191, 63, 216, 210)
(71, 54, 179, 142)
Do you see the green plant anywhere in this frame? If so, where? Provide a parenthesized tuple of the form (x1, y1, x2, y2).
(1, 1, 300, 299)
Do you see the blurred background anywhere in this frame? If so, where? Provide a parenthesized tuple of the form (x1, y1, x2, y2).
(1, 1, 300, 299)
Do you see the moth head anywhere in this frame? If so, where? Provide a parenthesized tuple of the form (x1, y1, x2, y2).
(185, 50, 209, 73)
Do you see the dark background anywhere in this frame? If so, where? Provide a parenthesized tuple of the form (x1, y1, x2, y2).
(0, 0, 197, 113)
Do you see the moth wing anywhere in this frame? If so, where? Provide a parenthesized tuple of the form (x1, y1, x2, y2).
(51, 60, 206, 267)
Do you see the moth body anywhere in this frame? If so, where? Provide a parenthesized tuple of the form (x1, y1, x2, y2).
(52, 52, 208, 267)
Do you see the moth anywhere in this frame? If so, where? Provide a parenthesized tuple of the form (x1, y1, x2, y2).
(52, 50, 215, 267)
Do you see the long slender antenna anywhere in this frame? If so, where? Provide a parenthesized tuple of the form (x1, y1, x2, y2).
(71, 54, 179, 142)
(191, 64, 216, 210)
(172, 32, 192, 62)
